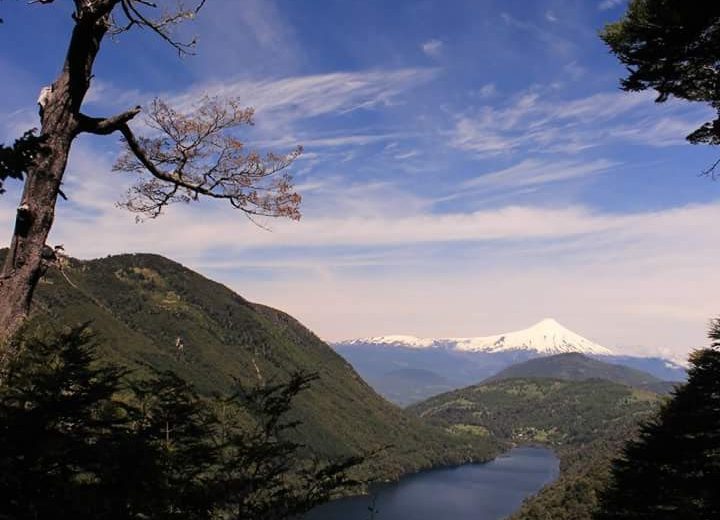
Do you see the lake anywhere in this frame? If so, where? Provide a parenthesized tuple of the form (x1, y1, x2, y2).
(305, 446, 559, 520)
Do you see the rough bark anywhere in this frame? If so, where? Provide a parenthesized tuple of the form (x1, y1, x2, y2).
(0, 5, 113, 352)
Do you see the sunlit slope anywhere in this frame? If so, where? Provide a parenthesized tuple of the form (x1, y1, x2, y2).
(483, 352, 674, 392)
(410, 377, 665, 520)
(27, 253, 495, 479)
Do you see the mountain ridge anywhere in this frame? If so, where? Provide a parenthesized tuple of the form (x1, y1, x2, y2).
(340, 318, 614, 355)
(483, 352, 678, 393)
(334, 319, 685, 405)
(21, 252, 496, 481)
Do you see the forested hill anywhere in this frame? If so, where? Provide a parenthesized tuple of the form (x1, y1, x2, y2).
(484, 352, 673, 392)
(23, 252, 496, 480)
(410, 377, 666, 520)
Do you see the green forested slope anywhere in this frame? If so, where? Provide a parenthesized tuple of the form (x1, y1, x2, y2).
(484, 352, 665, 389)
(410, 378, 665, 520)
(25, 253, 496, 481)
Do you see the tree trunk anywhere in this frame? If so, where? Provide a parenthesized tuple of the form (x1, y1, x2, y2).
(0, 139, 72, 347)
(0, 10, 111, 355)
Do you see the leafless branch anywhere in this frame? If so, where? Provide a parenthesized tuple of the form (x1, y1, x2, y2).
(110, 0, 207, 55)
(25, 1, 204, 54)
(78, 105, 142, 135)
(700, 157, 720, 180)
(113, 97, 302, 221)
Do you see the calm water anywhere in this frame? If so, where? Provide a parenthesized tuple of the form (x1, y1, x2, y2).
(305, 447, 559, 520)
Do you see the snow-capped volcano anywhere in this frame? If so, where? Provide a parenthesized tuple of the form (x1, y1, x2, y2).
(451, 318, 613, 355)
(340, 318, 614, 356)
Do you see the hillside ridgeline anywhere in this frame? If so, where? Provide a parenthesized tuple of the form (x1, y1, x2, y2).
(25, 252, 497, 482)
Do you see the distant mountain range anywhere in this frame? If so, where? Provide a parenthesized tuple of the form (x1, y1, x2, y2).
(334, 319, 686, 404)
(344, 318, 614, 355)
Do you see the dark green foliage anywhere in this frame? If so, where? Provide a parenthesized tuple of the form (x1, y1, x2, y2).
(411, 377, 664, 520)
(0, 129, 45, 194)
(594, 324, 720, 520)
(0, 326, 135, 519)
(211, 373, 366, 520)
(22, 252, 496, 483)
(601, 1, 720, 145)
(0, 326, 366, 519)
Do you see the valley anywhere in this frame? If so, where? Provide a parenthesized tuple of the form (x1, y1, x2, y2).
(27, 253, 498, 483)
(23, 252, 679, 520)
(409, 370, 667, 519)
(0, 2, 716, 519)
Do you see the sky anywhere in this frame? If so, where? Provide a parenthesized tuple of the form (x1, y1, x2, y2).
(0, 0, 718, 362)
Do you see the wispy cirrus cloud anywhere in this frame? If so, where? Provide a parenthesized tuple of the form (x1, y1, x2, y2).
(500, 12, 575, 56)
(461, 158, 617, 191)
(168, 68, 438, 123)
(449, 88, 710, 157)
(187, 0, 303, 77)
(81, 67, 438, 142)
(1, 176, 713, 355)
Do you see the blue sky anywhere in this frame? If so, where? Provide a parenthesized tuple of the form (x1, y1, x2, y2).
(1, 0, 718, 360)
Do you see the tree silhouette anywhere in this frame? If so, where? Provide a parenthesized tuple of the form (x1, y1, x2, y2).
(594, 320, 720, 520)
(0, 326, 364, 519)
(601, 2, 720, 150)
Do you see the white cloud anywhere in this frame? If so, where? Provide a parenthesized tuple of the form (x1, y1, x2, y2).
(599, 0, 625, 11)
(6, 180, 717, 257)
(2, 151, 717, 359)
(254, 131, 413, 150)
(462, 158, 616, 191)
(449, 88, 710, 157)
(421, 39, 444, 58)
(545, 11, 558, 22)
(394, 150, 420, 160)
(162, 68, 438, 136)
(473, 84, 497, 99)
(203, 199, 719, 356)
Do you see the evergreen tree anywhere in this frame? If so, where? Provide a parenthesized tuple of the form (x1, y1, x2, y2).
(601, 1, 720, 147)
(594, 320, 720, 519)
(0, 327, 364, 519)
(0, 326, 133, 519)
(114, 372, 218, 519)
(209, 373, 363, 520)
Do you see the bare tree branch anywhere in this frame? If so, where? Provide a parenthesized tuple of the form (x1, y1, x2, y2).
(700, 157, 720, 180)
(110, 0, 207, 55)
(26, 0, 205, 54)
(114, 97, 303, 221)
(78, 105, 142, 135)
